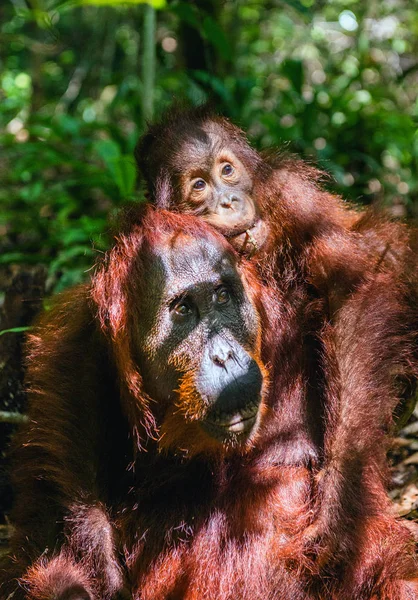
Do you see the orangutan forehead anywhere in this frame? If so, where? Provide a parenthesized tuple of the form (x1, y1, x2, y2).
(144, 232, 238, 296)
(168, 232, 236, 279)
(173, 123, 238, 173)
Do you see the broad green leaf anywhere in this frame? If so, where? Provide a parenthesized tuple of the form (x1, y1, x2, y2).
(54, 114, 81, 136)
(94, 139, 121, 166)
(202, 16, 230, 60)
(115, 156, 137, 197)
(98, 148, 137, 198)
(59, 229, 91, 246)
(94, 140, 136, 196)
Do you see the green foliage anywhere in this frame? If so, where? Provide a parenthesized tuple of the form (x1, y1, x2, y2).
(74, 0, 166, 6)
(94, 139, 137, 197)
(1, 0, 417, 293)
(0, 327, 31, 337)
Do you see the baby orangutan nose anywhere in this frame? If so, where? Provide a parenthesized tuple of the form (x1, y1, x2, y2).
(197, 336, 263, 443)
(219, 195, 239, 210)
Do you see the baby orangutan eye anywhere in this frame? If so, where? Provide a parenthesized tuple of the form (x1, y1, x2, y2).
(215, 286, 231, 306)
(193, 179, 206, 191)
(222, 164, 234, 177)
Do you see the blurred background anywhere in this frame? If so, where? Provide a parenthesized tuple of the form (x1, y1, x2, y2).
(0, 0, 418, 530)
(1, 0, 418, 292)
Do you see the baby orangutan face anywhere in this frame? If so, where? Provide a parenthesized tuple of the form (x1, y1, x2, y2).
(171, 123, 270, 255)
(178, 146, 254, 229)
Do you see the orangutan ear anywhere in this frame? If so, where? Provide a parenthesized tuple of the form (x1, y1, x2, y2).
(91, 235, 156, 447)
(134, 130, 174, 209)
(154, 169, 174, 209)
(134, 130, 154, 179)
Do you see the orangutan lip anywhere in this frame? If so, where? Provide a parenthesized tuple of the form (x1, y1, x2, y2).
(227, 218, 269, 257)
(225, 218, 260, 239)
(205, 403, 259, 435)
(223, 413, 257, 433)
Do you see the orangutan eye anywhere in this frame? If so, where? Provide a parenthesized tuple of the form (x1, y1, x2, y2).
(174, 302, 192, 316)
(193, 179, 206, 191)
(215, 286, 231, 306)
(170, 296, 194, 319)
(222, 164, 234, 177)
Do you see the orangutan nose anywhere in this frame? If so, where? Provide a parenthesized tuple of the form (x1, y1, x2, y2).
(220, 198, 232, 209)
(220, 195, 240, 210)
(197, 336, 263, 414)
(211, 348, 234, 367)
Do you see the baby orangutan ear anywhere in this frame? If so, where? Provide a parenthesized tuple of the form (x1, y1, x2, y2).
(135, 129, 174, 209)
(154, 169, 174, 209)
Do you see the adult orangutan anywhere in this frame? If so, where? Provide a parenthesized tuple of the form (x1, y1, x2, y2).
(135, 104, 418, 575)
(0, 207, 268, 600)
(0, 205, 417, 600)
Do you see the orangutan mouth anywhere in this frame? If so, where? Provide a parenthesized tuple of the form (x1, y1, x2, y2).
(202, 402, 260, 442)
(228, 219, 268, 257)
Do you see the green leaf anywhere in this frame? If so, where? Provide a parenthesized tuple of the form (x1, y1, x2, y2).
(60, 229, 90, 246)
(55, 0, 166, 8)
(53, 268, 88, 293)
(20, 180, 44, 202)
(0, 326, 31, 337)
(54, 114, 81, 136)
(94, 140, 136, 196)
(202, 16, 231, 60)
(170, 5, 231, 60)
(94, 139, 121, 166)
(281, 59, 304, 95)
(0, 253, 46, 264)
(170, 2, 199, 27)
(280, 0, 311, 13)
(192, 71, 234, 106)
(49, 245, 94, 272)
(114, 156, 137, 197)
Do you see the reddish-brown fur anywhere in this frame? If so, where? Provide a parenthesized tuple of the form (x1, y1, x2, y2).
(0, 200, 417, 599)
(134, 106, 418, 596)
